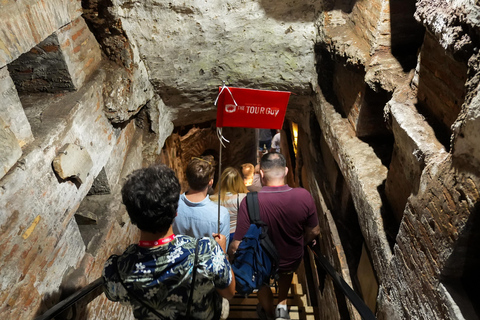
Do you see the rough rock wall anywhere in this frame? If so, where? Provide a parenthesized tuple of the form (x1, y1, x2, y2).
(99, 0, 321, 126)
(315, 0, 480, 319)
(0, 0, 171, 318)
(2, 0, 480, 319)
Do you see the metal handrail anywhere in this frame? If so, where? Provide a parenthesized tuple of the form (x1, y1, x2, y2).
(307, 243, 377, 320)
(34, 277, 104, 320)
(35, 246, 375, 320)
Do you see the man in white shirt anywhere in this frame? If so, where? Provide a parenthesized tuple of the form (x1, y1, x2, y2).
(270, 130, 281, 153)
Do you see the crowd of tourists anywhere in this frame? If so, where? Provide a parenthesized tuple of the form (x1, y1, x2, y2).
(102, 129, 320, 320)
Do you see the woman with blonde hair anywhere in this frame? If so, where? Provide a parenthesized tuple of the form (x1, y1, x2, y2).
(211, 167, 249, 243)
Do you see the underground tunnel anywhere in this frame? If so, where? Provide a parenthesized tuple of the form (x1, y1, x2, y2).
(1, 0, 480, 319)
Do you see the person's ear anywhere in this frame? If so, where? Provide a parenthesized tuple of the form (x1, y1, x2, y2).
(284, 167, 288, 176)
(208, 178, 214, 186)
(260, 170, 265, 179)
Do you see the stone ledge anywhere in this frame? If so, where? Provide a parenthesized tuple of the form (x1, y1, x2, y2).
(313, 85, 393, 280)
(0, 0, 82, 67)
(0, 117, 22, 180)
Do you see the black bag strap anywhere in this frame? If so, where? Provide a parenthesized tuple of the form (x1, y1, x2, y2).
(245, 192, 279, 270)
(113, 239, 200, 319)
(185, 240, 201, 318)
(246, 192, 261, 224)
(114, 256, 165, 319)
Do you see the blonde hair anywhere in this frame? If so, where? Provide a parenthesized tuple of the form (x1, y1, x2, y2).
(211, 167, 249, 202)
(241, 163, 255, 179)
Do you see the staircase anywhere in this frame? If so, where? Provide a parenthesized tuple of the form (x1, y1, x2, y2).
(228, 273, 316, 320)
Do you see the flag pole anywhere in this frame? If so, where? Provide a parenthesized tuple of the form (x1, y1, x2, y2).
(217, 137, 222, 235)
(214, 81, 232, 236)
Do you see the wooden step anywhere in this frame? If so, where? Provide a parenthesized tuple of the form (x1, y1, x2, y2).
(227, 273, 316, 319)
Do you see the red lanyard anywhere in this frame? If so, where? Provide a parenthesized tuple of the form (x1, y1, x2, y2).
(139, 234, 175, 247)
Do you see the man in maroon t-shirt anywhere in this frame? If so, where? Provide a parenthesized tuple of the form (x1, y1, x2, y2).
(229, 152, 320, 320)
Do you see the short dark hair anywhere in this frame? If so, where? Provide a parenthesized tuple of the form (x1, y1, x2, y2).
(121, 164, 180, 234)
(186, 155, 215, 190)
(260, 152, 286, 171)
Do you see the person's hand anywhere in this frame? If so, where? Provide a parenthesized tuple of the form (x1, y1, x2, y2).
(212, 233, 227, 253)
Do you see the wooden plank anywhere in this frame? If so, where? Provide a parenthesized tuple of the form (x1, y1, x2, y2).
(227, 270, 315, 319)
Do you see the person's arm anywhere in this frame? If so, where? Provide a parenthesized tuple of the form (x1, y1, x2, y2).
(227, 239, 241, 261)
(304, 224, 320, 245)
(212, 234, 236, 300)
(220, 206, 231, 248)
(216, 269, 236, 300)
(213, 233, 227, 253)
(227, 196, 248, 260)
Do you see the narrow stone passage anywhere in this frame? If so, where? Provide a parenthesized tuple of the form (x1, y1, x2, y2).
(1, 1, 480, 320)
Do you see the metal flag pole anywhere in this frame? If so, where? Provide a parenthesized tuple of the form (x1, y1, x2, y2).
(214, 81, 235, 235)
(217, 136, 222, 235)
(216, 127, 229, 235)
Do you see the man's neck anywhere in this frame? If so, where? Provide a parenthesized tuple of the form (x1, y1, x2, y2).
(265, 183, 286, 187)
(139, 226, 174, 242)
(264, 179, 286, 187)
(185, 188, 208, 202)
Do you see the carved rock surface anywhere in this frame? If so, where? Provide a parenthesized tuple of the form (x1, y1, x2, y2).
(52, 143, 93, 184)
(109, 0, 321, 125)
(0, 117, 22, 179)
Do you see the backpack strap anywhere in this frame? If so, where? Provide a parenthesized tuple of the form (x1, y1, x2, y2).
(185, 239, 200, 318)
(246, 192, 261, 225)
(245, 192, 279, 271)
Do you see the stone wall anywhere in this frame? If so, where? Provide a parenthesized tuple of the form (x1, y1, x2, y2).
(2, 0, 480, 319)
(0, 1, 169, 319)
(315, 0, 480, 319)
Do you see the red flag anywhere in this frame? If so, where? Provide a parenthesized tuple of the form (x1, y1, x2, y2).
(216, 87, 290, 129)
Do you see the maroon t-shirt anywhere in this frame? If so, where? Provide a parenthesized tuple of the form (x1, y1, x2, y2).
(234, 185, 318, 272)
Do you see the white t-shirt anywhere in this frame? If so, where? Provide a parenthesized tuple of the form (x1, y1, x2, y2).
(271, 132, 281, 152)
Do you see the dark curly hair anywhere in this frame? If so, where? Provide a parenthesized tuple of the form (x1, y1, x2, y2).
(186, 155, 215, 190)
(121, 164, 181, 234)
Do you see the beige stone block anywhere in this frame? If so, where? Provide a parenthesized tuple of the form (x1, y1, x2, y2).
(56, 16, 103, 89)
(0, 67, 34, 146)
(0, 0, 82, 67)
(52, 143, 93, 184)
(0, 117, 22, 179)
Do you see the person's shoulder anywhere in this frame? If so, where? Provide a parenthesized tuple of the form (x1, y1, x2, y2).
(291, 186, 309, 192)
(290, 187, 313, 196)
(206, 197, 226, 208)
(178, 193, 187, 202)
(103, 244, 137, 276)
(195, 236, 219, 254)
(175, 234, 196, 243)
(220, 203, 230, 215)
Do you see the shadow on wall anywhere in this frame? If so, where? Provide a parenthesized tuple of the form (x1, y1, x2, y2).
(414, 31, 468, 152)
(441, 201, 480, 319)
(389, 0, 425, 71)
(34, 278, 102, 320)
(258, 0, 352, 21)
(377, 179, 399, 250)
